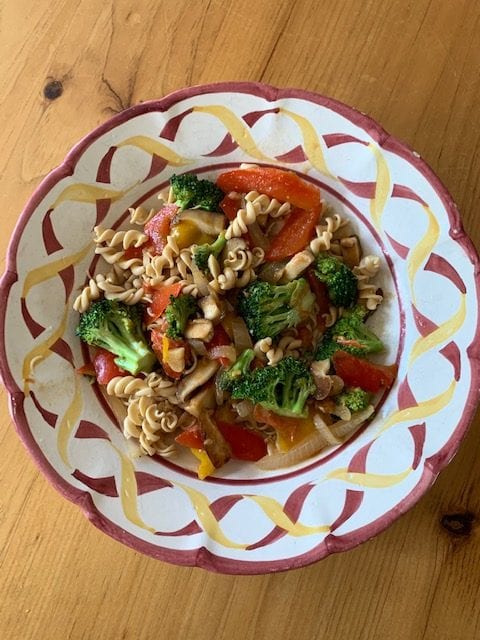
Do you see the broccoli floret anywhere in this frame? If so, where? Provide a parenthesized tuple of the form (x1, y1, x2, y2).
(164, 294, 197, 340)
(76, 300, 156, 375)
(337, 387, 371, 413)
(170, 173, 224, 212)
(193, 232, 226, 271)
(315, 305, 383, 360)
(237, 278, 315, 342)
(218, 349, 255, 391)
(229, 356, 316, 418)
(315, 253, 358, 308)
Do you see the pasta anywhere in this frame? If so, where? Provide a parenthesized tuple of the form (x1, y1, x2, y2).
(74, 167, 395, 476)
(354, 255, 383, 310)
(254, 334, 303, 366)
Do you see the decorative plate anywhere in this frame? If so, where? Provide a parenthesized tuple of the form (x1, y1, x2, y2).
(1, 82, 479, 574)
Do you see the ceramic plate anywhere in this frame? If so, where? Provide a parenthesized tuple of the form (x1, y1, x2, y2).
(1, 82, 479, 574)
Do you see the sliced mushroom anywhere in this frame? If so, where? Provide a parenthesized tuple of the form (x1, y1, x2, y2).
(166, 347, 185, 374)
(183, 385, 217, 418)
(199, 410, 231, 468)
(258, 261, 285, 283)
(313, 375, 333, 400)
(176, 209, 225, 236)
(279, 250, 315, 283)
(198, 295, 222, 322)
(329, 240, 343, 257)
(340, 236, 361, 269)
(185, 318, 214, 342)
(176, 359, 220, 403)
(329, 375, 344, 396)
(311, 360, 344, 400)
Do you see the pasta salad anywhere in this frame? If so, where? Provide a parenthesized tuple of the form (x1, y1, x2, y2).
(74, 165, 397, 478)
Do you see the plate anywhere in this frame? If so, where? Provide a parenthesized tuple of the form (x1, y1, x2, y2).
(1, 82, 479, 574)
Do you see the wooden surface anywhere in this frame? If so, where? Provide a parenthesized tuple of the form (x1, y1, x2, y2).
(1, 1, 479, 638)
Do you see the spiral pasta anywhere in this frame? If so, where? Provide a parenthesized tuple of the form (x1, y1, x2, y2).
(309, 214, 348, 255)
(106, 375, 154, 398)
(323, 305, 342, 328)
(354, 255, 383, 310)
(73, 277, 103, 312)
(129, 206, 156, 226)
(244, 190, 291, 227)
(254, 335, 303, 366)
(225, 200, 259, 239)
(207, 254, 257, 291)
(93, 226, 148, 250)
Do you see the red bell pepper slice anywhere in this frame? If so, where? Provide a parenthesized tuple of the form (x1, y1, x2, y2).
(176, 426, 204, 449)
(206, 324, 233, 367)
(76, 362, 96, 378)
(306, 268, 331, 316)
(216, 167, 321, 210)
(333, 351, 398, 393)
(93, 348, 126, 384)
(123, 244, 146, 260)
(220, 195, 240, 221)
(147, 282, 183, 322)
(265, 206, 320, 261)
(144, 204, 178, 254)
(217, 421, 267, 461)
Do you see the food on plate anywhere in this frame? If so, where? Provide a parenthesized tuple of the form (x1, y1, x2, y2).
(73, 165, 397, 478)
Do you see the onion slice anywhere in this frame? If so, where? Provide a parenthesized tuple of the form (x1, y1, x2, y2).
(208, 345, 237, 364)
(234, 399, 254, 418)
(256, 406, 374, 470)
(231, 316, 253, 352)
(330, 405, 374, 438)
(189, 259, 210, 296)
(188, 339, 208, 356)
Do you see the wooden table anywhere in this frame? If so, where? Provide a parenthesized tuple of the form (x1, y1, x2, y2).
(1, 1, 479, 638)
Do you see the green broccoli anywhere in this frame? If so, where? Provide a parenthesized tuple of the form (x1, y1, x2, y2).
(315, 253, 358, 308)
(76, 299, 156, 375)
(336, 387, 371, 413)
(228, 356, 316, 418)
(315, 305, 383, 360)
(170, 173, 224, 212)
(237, 278, 315, 342)
(193, 232, 227, 271)
(164, 294, 198, 340)
(218, 349, 255, 392)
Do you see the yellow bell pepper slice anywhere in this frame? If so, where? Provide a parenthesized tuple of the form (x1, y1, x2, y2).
(191, 448, 215, 480)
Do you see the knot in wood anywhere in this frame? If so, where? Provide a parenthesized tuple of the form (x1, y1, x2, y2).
(441, 512, 475, 537)
(43, 80, 63, 100)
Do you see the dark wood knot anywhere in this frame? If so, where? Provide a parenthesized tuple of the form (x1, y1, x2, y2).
(44, 80, 63, 100)
(441, 512, 475, 536)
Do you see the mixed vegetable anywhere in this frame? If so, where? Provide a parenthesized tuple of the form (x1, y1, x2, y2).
(75, 165, 397, 479)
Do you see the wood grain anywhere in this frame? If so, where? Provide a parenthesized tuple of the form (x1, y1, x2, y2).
(0, 0, 479, 638)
